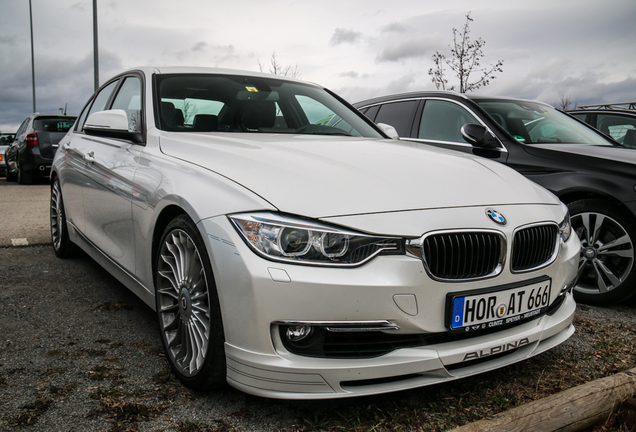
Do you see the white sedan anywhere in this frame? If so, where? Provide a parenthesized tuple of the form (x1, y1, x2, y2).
(51, 66, 580, 399)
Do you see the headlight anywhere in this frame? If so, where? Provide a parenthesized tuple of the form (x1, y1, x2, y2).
(229, 212, 404, 266)
(559, 203, 572, 242)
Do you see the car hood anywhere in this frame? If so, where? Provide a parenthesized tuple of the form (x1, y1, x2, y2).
(527, 143, 636, 164)
(159, 133, 558, 218)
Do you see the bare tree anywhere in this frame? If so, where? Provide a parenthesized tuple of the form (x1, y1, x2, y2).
(181, 100, 195, 124)
(258, 52, 302, 78)
(428, 13, 504, 93)
(554, 95, 573, 111)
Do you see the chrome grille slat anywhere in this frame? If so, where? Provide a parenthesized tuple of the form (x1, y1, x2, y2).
(512, 224, 559, 272)
(423, 231, 504, 280)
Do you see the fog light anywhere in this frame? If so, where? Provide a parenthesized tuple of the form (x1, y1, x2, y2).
(285, 325, 313, 342)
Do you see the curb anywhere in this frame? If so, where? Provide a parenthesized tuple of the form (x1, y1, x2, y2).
(449, 368, 636, 432)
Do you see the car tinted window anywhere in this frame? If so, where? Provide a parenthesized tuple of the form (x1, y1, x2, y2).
(111, 76, 142, 132)
(477, 101, 613, 145)
(16, 119, 29, 136)
(33, 118, 75, 132)
(155, 74, 382, 138)
(361, 105, 380, 121)
(569, 113, 587, 122)
(597, 114, 636, 145)
(419, 100, 479, 143)
(78, 80, 119, 131)
(374, 101, 418, 137)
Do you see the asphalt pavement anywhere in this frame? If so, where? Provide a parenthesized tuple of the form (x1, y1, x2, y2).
(0, 178, 51, 247)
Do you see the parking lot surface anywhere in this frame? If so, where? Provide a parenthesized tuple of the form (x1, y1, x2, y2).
(0, 179, 51, 247)
(1, 178, 636, 431)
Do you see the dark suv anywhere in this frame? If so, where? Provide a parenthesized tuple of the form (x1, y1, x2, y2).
(354, 91, 636, 305)
(568, 102, 636, 148)
(5, 114, 76, 184)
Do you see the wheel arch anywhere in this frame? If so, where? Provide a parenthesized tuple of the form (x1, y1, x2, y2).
(151, 204, 189, 284)
(558, 190, 623, 207)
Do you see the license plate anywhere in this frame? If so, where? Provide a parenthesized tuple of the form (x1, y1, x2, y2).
(449, 278, 552, 333)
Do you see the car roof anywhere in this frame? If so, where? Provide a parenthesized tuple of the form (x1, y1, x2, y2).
(122, 66, 316, 86)
(568, 108, 636, 115)
(353, 91, 551, 108)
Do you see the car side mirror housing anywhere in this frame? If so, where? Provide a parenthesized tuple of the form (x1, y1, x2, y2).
(461, 123, 500, 149)
(84, 109, 143, 144)
(376, 123, 400, 139)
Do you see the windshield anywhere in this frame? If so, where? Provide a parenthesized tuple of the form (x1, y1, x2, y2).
(476, 100, 615, 146)
(155, 74, 383, 138)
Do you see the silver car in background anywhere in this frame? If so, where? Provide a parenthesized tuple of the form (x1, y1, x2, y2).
(0, 133, 16, 177)
(51, 67, 579, 399)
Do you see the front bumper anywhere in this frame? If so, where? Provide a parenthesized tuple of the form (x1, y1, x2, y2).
(199, 206, 580, 399)
(225, 300, 574, 399)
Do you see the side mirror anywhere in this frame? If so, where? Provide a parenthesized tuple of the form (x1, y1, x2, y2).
(376, 123, 400, 139)
(460, 123, 500, 149)
(84, 109, 143, 144)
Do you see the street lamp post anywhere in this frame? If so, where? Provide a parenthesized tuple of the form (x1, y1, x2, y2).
(93, 0, 99, 91)
(29, 0, 36, 113)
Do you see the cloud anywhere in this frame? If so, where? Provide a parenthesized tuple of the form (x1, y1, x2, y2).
(330, 28, 363, 46)
(376, 37, 438, 62)
(386, 73, 418, 94)
(339, 71, 359, 78)
(381, 23, 408, 33)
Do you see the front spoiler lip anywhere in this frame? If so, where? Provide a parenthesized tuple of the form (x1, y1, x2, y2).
(224, 294, 575, 399)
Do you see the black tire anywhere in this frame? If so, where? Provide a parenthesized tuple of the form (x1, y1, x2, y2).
(155, 215, 226, 390)
(6, 167, 17, 182)
(50, 178, 80, 258)
(570, 199, 636, 305)
(17, 165, 33, 185)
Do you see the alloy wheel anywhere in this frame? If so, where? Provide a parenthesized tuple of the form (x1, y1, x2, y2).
(50, 180, 64, 251)
(572, 211, 634, 295)
(157, 229, 211, 377)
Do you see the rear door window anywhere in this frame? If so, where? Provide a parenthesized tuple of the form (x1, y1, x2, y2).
(374, 101, 418, 137)
(598, 113, 636, 145)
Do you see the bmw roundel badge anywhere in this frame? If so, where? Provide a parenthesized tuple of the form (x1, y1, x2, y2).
(486, 209, 507, 226)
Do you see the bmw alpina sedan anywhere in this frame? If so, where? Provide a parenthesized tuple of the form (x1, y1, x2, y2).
(51, 67, 579, 399)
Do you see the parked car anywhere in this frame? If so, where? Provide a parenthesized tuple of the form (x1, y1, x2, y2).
(5, 114, 76, 184)
(568, 102, 636, 148)
(354, 91, 636, 305)
(0, 133, 15, 177)
(51, 67, 579, 399)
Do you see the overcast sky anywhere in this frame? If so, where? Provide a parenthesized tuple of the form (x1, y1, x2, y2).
(1, 0, 635, 132)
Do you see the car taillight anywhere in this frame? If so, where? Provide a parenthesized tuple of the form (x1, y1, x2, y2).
(26, 133, 38, 146)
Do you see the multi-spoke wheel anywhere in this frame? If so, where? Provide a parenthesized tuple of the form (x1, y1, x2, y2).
(50, 178, 78, 258)
(156, 215, 225, 389)
(570, 199, 636, 305)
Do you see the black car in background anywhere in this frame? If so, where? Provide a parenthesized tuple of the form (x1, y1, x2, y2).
(354, 91, 636, 305)
(568, 102, 636, 148)
(5, 113, 76, 184)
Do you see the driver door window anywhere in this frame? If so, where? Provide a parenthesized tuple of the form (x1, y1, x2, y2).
(419, 100, 479, 144)
(111, 76, 142, 133)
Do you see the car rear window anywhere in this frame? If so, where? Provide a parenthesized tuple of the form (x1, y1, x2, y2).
(34, 118, 76, 132)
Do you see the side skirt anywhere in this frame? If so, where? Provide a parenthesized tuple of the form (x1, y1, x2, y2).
(67, 220, 156, 311)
